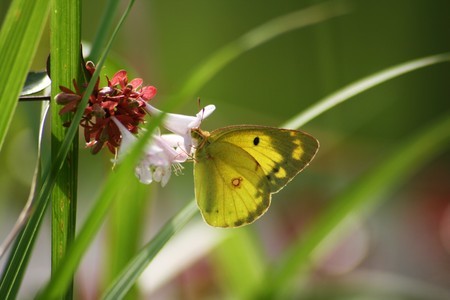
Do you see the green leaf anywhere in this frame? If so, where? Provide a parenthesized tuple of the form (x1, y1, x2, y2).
(0, 0, 50, 150)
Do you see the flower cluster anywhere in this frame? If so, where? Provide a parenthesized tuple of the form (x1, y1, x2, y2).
(56, 63, 215, 186)
(56, 62, 157, 154)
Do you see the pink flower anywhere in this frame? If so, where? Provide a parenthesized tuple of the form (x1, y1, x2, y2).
(56, 63, 157, 154)
(111, 117, 188, 187)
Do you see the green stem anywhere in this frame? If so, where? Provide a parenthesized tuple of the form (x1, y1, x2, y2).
(50, 0, 81, 299)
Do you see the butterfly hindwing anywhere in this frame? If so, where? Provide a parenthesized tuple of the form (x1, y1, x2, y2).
(194, 140, 271, 227)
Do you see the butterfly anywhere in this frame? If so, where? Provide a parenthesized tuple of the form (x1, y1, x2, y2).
(192, 125, 319, 228)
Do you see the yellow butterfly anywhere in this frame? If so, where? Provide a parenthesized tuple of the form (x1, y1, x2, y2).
(192, 125, 319, 228)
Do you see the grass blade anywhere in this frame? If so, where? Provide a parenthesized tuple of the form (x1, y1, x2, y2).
(103, 180, 152, 298)
(175, 0, 350, 105)
(0, 0, 50, 150)
(101, 201, 198, 300)
(261, 113, 450, 298)
(87, 0, 121, 63)
(284, 52, 450, 129)
(0, 102, 49, 259)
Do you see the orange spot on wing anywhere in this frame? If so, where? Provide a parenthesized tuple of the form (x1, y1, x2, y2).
(231, 177, 243, 188)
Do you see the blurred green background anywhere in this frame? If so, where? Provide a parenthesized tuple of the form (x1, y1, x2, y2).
(1, 0, 450, 299)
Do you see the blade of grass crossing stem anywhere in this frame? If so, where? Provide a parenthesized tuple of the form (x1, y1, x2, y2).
(88, 0, 121, 62)
(261, 113, 450, 298)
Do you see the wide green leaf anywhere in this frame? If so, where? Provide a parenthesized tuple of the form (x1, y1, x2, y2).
(0, 0, 50, 150)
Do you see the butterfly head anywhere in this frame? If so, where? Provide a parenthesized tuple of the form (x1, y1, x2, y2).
(191, 127, 210, 150)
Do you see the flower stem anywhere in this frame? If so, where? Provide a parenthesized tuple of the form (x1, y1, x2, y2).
(50, 0, 81, 298)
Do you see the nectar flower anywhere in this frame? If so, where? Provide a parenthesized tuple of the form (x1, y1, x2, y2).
(136, 134, 188, 186)
(56, 63, 157, 154)
(111, 117, 188, 187)
(144, 103, 215, 154)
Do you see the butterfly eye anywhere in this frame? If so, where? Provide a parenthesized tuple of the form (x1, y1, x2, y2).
(253, 136, 260, 146)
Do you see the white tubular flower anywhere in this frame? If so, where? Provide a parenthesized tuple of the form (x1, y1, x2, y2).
(111, 117, 188, 187)
(111, 117, 138, 162)
(144, 103, 215, 154)
(136, 134, 188, 186)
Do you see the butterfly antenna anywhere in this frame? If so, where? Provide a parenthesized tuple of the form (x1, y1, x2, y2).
(197, 97, 207, 125)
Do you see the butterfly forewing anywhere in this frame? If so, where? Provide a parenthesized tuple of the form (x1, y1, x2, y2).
(210, 126, 319, 193)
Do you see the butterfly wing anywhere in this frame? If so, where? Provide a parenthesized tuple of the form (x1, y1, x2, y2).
(209, 125, 319, 193)
(194, 139, 271, 227)
(194, 125, 319, 228)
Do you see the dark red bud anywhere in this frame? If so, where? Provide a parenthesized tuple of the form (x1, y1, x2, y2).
(55, 92, 81, 105)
